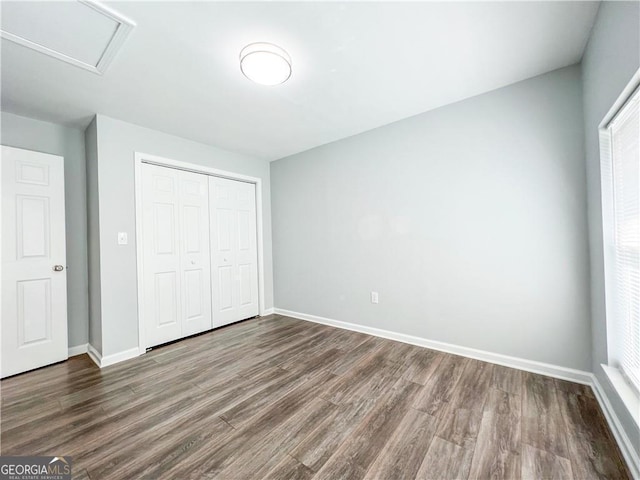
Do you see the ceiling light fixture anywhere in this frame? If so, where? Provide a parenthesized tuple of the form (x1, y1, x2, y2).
(240, 42, 292, 86)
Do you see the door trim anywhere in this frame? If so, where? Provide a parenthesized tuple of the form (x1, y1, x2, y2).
(133, 152, 267, 354)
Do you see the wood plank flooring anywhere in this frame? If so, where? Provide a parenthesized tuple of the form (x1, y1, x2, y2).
(0, 315, 630, 479)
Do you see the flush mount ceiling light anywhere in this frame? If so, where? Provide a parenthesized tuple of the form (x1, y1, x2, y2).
(240, 42, 291, 86)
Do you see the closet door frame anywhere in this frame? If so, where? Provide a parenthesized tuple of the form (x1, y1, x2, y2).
(133, 152, 267, 354)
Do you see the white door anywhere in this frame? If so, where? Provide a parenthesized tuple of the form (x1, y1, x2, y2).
(141, 164, 212, 347)
(1, 145, 68, 378)
(179, 170, 213, 337)
(209, 177, 259, 326)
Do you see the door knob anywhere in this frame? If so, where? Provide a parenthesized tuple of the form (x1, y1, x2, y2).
(53, 265, 64, 272)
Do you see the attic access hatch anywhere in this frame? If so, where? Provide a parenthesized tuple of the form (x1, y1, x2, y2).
(0, 0, 135, 75)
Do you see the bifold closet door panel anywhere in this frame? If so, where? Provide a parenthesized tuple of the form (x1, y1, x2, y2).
(141, 164, 182, 347)
(141, 164, 212, 348)
(179, 171, 213, 337)
(209, 176, 259, 327)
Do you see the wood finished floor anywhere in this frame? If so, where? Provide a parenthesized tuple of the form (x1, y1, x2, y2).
(0, 315, 630, 480)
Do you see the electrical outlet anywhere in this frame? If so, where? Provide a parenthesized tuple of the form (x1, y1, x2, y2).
(371, 291, 379, 304)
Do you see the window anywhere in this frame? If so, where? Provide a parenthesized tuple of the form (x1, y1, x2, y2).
(600, 81, 640, 395)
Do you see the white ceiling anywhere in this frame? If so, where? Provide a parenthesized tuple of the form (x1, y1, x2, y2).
(1, 1, 600, 160)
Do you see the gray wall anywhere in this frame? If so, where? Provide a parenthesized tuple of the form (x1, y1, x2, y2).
(91, 114, 273, 356)
(1, 111, 89, 349)
(272, 65, 591, 371)
(84, 117, 102, 353)
(582, 0, 640, 458)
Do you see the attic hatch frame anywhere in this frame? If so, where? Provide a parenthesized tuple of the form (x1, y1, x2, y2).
(0, 0, 136, 75)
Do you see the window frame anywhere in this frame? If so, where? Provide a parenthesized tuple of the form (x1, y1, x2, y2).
(598, 69, 640, 427)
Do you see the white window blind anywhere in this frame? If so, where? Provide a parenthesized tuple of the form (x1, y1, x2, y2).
(606, 87, 640, 392)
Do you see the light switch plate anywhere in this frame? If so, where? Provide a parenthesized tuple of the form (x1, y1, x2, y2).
(118, 232, 128, 245)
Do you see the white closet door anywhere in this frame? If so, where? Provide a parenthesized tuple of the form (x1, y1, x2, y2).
(141, 164, 212, 347)
(142, 164, 182, 346)
(209, 177, 259, 326)
(1, 146, 68, 378)
(179, 171, 212, 337)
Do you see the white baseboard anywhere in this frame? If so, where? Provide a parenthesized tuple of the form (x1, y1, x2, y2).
(87, 344, 101, 367)
(101, 347, 140, 367)
(273, 308, 593, 385)
(591, 374, 640, 479)
(262, 308, 275, 316)
(86, 344, 139, 368)
(68, 344, 88, 357)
